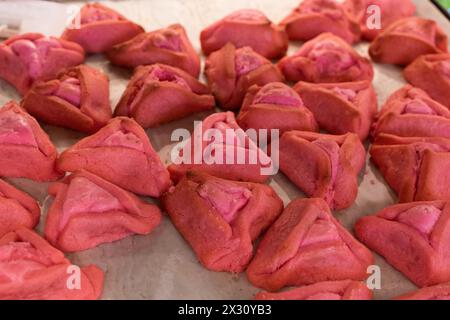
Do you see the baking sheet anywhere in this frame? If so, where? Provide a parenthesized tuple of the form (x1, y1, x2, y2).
(0, 0, 449, 300)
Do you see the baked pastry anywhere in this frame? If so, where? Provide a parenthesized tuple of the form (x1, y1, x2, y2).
(200, 9, 288, 59)
(61, 2, 144, 53)
(236, 82, 318, 136)
(0, 101, 62, 181)
(0, 228, 103, 300)
(57, 117, 171, 197)
(45, 170, 162, 252)
(371, 134, 450, 203)
(0, 33, 84, 95)
(344, 0, 416, 41)
(162, 172, 283, 272)
(254, 280, 372, 300)
(0, 179, 40, 237)
(369, 17, 448, 66)
(278, 33, 374, 83)
(404, 53, 450, 110)
(106, 24, 200, 77)
(247, 198, 374, 291)
(280, 0, 361, 44)
(395, 283, 450, 300)
(373, 85, 450, 139)
(168, 112, 274, 184)
(205, 43, 284, 110)
(355, 201, 450, 287)
(294, 80, 377, 140)
(279, 131, 366, 210)
(114, 64, 215, 128)
(21, 65, 111, 133)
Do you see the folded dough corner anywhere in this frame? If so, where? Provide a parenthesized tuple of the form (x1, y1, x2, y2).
(371, 134, 450, 202)
(0, 228, 103, 300)
(107, 24, 200, 77)
(44, 170, 162, 252)
(162, 172, 283, 273)
(61, 2, 144, 53)
(168, 111, 275, 183)
(279, 131, 366, 210)
(114, 63, 215, 128)
(404, 53, 450, 110)
(369, 17, 448, 66)
(278, 33, 374, 83)
(280, 0, 361, 44)
(0, 101, 62, 181)
(246, 198, 374, 292)
(57, 116, 171, 197)
(373, 85, 450, 139)
(21, 64, 112, 133)
(200, 9, 288, 59)
(237, 82, 319, 137)
(205, 43, 284, 110)
(355, 201, 450, 287)
(294, 80, 377, 141)
(0, 179, 40, 238)
(0, 33, 85, 95)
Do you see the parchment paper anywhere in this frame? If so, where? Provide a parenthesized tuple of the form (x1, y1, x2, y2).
(0, 0, 449, 300)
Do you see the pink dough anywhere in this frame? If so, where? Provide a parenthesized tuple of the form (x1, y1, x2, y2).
(200, 9, 288, 59)
(106, 24, 198, 76)
(301, 218, 341, 247)
(99, 130, 144, 152)
(253, 82, 304, 107)
(45, 171, 162, 252)
(197, 179, 252, 223)
(0, 228, 104, 299)
(10, 37, 62, 80)
(235, 47, 266, 77)
(162, 172, 283, 273)
(403, 99, 437, 115)
(114, 64, 214, 128)
(307, 40, 355, 74)
(54, 77, 81, 107)
(57, 117, 171, 197)
(396, 205, 441, 236)
(0, 101, 61, 181)
(80, 6, 121, 24)
(60, 176, 124, 229)
(61, 2, 144, 53)
(355, 201, 450, 287)
(333, 87, 357, 102)
(0, 109, 37, 147)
